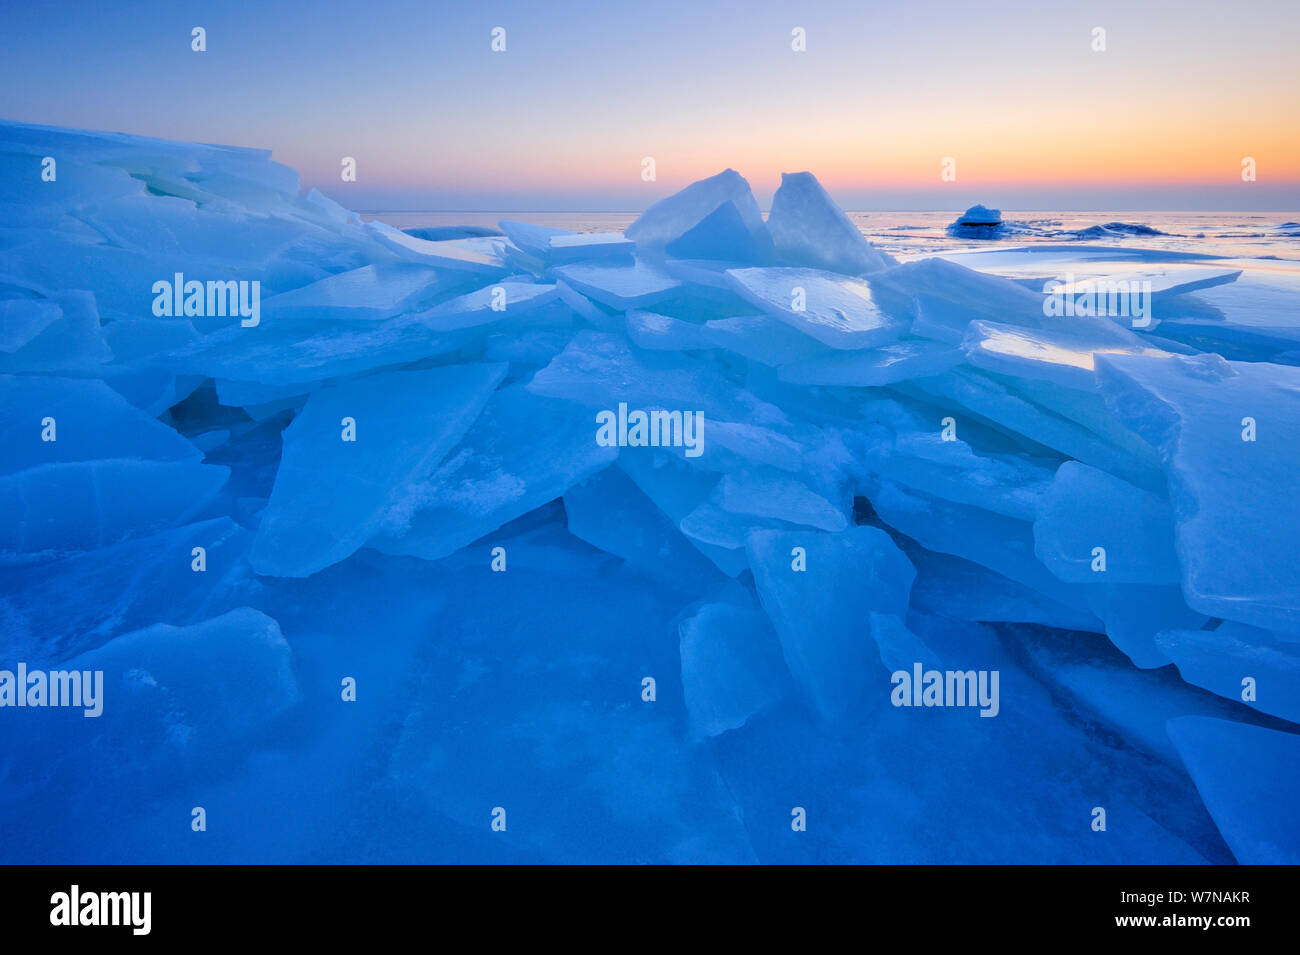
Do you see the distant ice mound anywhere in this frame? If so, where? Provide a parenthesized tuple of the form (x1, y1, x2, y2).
(946, 204, 1004, 238)
(1072, 221, 1169, 239)
(402, 225, 503, 241)
(3, 118, 1298, 865)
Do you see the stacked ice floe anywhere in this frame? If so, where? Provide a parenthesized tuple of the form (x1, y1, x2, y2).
(2, 121, 1298, 864)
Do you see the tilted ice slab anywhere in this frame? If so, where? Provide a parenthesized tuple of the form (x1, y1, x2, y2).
(778, 339, 961, 387)
(258, 263, 454, 322)
(1042, 267, 1243, 303)
(370, 387, 617, 560)
(547, 232, 634, 263)
(498, 219, 574, 259)
(1167, 717, 1300, 864)
(250, 364, 506, 577)
(700, 314, 830, 366)
(366, 220, 506, 275)
(550, 259, 683, 309)
(1096, 353, 1300, 631)
(0, 299, 61, 352)
(962, 320, 1173, 392)
(746, 526, 915, 720)
(1034, 462, 1181, 586)
(725, 267, 906, 350)
(414, 280, 559, 331)
(679, 586, 790, 739)
(766, 172, 893, 275)
(626, 309, 711, 351)
(0, 460, 228, 557)
(0, 375, 200, 474)
(65, 607, 299, 756)
(1156, 624, 1300, 725)
(625, 168, 773, 259)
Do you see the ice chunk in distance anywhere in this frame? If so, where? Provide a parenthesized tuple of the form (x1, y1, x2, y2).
(371, 387, 617, 560)
(250, 364, 506, 577)
(746, 526, 915, 720)
(726, 267, 906, 350)
(1096, 353, 1300, 631)
(766, 172, 892, 275)
(625, 169, 773, 259)
(1167, 717, 1300, 864)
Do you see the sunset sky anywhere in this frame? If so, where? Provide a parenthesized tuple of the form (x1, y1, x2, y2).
(3, 0, 1298, 210)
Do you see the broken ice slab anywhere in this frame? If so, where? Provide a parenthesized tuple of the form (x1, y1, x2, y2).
(961, 320, 1173, 392)
(777, 339, 961, 386)
(249, 364, 506, 577)
(625, 309, 710, 352)
(1033, 461, 1181, 586)
(905, 546, 1104, 633)
(663, 201, 772, 263)
(0, 290, 111, 375)
(549, 259, 683, 309)
(365, 220, 507, 275)
(0, 374, 201, 474)
(857, 429, 1055, 522)
(498, 219, 575, 259)
(1087, 584, 1207, 669)
(257, 262, 453, 322)
(713, 468, 847, 532)
(0, 459, 228, 556)
(547, 232, 635, 263)
(699, 314, 830, 366)
(1157, 624, 1300, 725)
(901, 366, 1163, 489)
(725, 266, 907, 350)
(1167, 717, 1300, 864)
(625, 168, 773, 260)
(563, 464, 723, 586)
(1042, 267, 1243, 305)
(370, 387, 617, 561)
(679, 586, 791, 739)
(863, 477, 1093, 615)
(766, 172, 893, 275)
(66, 607, 300, 754)
(0, 298, 61, 352)
(746, 526, 916, 720)
(413, 280, 559, 331)
(1096, 352, 1300, 632)
(0, 516, 253, 663)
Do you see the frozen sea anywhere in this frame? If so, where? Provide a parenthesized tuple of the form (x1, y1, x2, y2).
(4, 121, 1300, 864)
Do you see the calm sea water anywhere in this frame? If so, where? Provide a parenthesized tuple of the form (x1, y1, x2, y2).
(362, 211, 1300, 260)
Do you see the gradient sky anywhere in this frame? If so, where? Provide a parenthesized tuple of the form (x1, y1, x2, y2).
(3, 0, 1298, 210)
